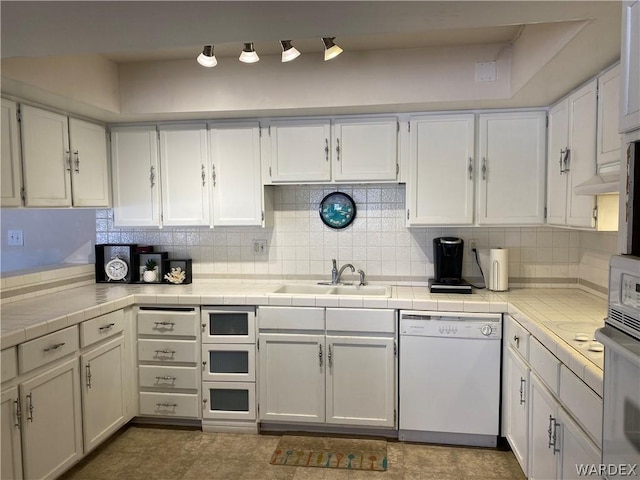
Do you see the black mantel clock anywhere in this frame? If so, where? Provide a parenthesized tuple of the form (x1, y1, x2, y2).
(319, 192, 356, 229)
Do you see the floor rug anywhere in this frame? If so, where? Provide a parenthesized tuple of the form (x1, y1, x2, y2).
(270, 435, 388, 471)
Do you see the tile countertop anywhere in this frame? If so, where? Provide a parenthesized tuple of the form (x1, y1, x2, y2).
(0, 281, 606, 395)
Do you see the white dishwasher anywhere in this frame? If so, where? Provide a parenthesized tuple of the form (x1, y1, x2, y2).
(399, 310, 502, 447)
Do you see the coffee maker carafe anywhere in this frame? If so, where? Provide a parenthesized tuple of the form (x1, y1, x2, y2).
(430, 237, 472, 293)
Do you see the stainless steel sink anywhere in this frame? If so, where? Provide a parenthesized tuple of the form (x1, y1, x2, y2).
(272, 284, 391, 297)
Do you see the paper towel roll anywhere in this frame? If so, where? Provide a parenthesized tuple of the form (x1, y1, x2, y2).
(489, 248, 509, 291)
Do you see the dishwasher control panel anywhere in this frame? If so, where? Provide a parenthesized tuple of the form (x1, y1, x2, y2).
(400, 311, 502, 340)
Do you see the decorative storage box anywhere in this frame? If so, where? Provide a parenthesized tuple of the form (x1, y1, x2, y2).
(136, 252, 169, 283)
(95, 244, 138, 283)
(163, 259, 193, 285)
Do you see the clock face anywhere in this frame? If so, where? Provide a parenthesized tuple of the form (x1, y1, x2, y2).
(319, 192, 356, 229)
(105, 257, 128, 281)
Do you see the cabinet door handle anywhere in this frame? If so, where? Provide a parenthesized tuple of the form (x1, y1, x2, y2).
(153, 321, 175, 328)
(559, 149, 565, 174)
(482, 157, 487, 180)
(212, 164, 217, 187)
(336, 138, 341, 161)
(519, 378, 526, 405)
(513, 335, 520, 348)
(563, 148, 571, 173)
(86, 363, 92, 389)
(325, 138, 329, 161)
(43, 342, 65, 352)
(547, 414, 561, 452)
(201, 164, 206, 187)
(14, 398, 22, 429)
(74, 151, 80, 173)
(468, 157, 473, 180)
(328, 345, 333, 368)
(318, 344, 323, 367)
(99, 323, 115, 331)
(26, 393, 34, 422)
(65, 150, 71, 172)
(150, 166, 155, 188)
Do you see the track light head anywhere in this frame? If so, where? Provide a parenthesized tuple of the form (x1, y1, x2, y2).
(197, 45, 217, 67)
(280, 40, 301, 62)
(239, 42, 259, 63)
(322, 37, 343, 61)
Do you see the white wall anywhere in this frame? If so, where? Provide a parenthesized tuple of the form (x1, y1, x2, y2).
(1, 208, 96, 273)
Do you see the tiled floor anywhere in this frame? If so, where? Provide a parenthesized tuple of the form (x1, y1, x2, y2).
(60, 425, 526, 480)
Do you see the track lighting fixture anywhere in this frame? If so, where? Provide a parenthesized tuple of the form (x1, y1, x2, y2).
(197, 45, 217, 67)
(239, 42, 259, 63)
(322, 37, 343, 61)
(280, 40, 301, 62)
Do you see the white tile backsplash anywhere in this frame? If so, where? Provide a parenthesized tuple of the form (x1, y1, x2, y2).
(95, 184, 619, 288)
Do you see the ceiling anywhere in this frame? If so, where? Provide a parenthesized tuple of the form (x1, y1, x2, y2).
(0, 1, 622, 120)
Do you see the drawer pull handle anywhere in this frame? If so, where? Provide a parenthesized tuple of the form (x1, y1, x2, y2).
(156, 402, 177, 408)
(99, 323, 115, 331)
(26, 393, 34, 422)
(154, 321, 175, 328)
(513, 335, 520, 348)
(43, 342, 65, 352)
(154, 349, 176, 355)
(155, 376, 176, 382)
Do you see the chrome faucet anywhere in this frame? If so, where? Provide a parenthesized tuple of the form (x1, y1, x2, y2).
(330, 259, 355, 285)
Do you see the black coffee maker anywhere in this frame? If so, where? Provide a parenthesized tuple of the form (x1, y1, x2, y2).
(429, 237, 472, 293)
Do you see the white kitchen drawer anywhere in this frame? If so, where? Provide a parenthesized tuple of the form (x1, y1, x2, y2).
(202, 381, 256, 421)
(137, 308, 199, 337)
(139, 392, 200, 418)
(18, 326, 79, 374)
(326, 308, 395, 333)
(529, 337, 560, 395)
(258, 306, 324, 330)
(505, 315, 530, 360)
(137, 339, 198, 364)
(138, 365, 199, 390)
(559, 365, 603, 446)
(1, 347, 17, 382)
(80, 310, 125, 347)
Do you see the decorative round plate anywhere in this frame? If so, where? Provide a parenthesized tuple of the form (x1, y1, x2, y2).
(319, 192, 356, 229)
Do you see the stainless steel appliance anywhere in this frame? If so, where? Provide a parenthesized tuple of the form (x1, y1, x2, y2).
(398, 310, 502, 447)
(595, 255, 640, 479)
(619, 138, 640, 255)
(429, 237, 472, 294)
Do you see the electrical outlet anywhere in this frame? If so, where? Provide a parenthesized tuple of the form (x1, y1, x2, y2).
(253, 239, 267, 256)
(8, 229, 24, 246)
(469, 239, 477, 253)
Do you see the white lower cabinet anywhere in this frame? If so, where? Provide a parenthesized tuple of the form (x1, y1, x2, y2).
(20, 358, 83, 480)
(257, 307, 396, 429)
(503, 345, 530, 476)
(557, 408, 600, 480)
(1, 386, 23, 480)
(529, 373, 560, 480)
(80, 336, 127, 452)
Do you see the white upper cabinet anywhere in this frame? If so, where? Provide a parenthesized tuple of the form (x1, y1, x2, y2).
(20, 105, 72, 207)
(20, 105, 109, 208)
(597, 65, 622, 167)
(267, 118, 331, 182)
(210, 122, 264, 226)
(331, 117, 398, 182)
(619, 1, 640, 133)
(477, 111, 546, 225)
(547, 99, 571, 225)
(408, 114, 475, 225)
(111, 126, 161, 227)
(1, 99, 23, 207)
(159, 123, 210, 226)
(68, 118, 110, 207)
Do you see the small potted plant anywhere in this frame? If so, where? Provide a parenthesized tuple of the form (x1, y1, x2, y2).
(142, 259, 158, 283)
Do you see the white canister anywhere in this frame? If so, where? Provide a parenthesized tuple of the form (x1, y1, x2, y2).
(489, 248, 509, 291)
